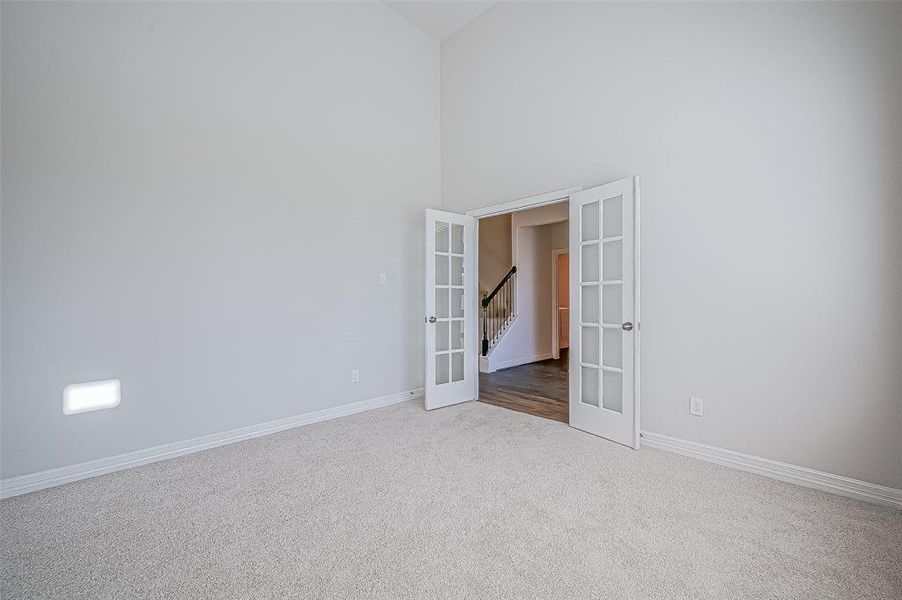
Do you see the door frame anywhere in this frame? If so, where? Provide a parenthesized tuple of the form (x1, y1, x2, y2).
(551, 248, 569, 360)
(465, 186, 580, 399)
(462, 179, 641, 450)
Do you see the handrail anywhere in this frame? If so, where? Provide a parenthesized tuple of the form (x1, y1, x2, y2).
(481, 266, 516, 308)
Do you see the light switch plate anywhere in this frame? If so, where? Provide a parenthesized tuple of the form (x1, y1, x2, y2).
(378, 273, 387, 285)
(689, 396, 704, 417)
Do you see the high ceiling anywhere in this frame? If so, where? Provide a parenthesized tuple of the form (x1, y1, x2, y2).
(383, 1, 495, 42)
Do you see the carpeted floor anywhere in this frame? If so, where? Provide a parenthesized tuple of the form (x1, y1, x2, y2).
(2, 400, 900, 600)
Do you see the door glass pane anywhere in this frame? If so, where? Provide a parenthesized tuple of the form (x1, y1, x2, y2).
(602, 370, 622, 412)
(436, 321, 449, 352)
(451, 320, 463, 350)
(602, 327, 622, 368)
(451, 256, 464, 286)
(435, 353, 450, 385)
(451, 352, 464, 382)
(436, 222, 449, 252)
(451, 288, 464, 318)
(435, 254, 449, 286)
(451, 224, 464, 254)
(581, 326, 599, 366)
(435, 288, 449, 319)
(602, 284, 622, 324)
(581, 366, 599, 407)
(581, 285, 599, 323)
(581, 243, 599, 282)
(602, 240, 622, 281)
(581, 201, 599, 241)
(602, 195, 623, 238)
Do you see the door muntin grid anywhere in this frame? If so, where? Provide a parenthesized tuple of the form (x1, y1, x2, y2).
(578, 195, 625, 412)
(435, 221, 466, 386)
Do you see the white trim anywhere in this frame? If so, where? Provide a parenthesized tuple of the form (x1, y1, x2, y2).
(484, 353, 554, 373)
(632, 176, 641, 450)
(0, 388, 423, 500)
(471, 186, 580, 402)
(550, 248, 569, 360)
(640, 431, 902, 509)
(466, 186, 581, 218)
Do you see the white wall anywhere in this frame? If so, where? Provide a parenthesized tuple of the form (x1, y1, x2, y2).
(550, 221, 568, 252)
(488, 203, 567, 368)
(1, 2, 440, 478)
(443, 2, 902, 488)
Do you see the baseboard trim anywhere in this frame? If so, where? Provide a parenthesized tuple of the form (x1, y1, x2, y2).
(1, 388, 423, 500)
(640, 431, 902, 509)
(485, 353, 554, 373)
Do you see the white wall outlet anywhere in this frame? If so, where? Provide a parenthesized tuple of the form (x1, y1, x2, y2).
(351, 370, 360, 383)
(689, 396, 704, 417)
(378, 273, 387, 285)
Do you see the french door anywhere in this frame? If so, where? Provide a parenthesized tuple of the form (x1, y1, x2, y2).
(424, 209, 478, 410)
(569, 177, 639, 448)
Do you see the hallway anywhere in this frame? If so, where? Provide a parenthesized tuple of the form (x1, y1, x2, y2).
(478, 350, 568, 423)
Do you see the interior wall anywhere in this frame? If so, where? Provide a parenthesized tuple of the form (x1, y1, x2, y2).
(487, 223, 553, 367)
(550, 221, 568, 251)
(1, 1, 440, 478)
(477, 213, 511, 293)
(442, 2, 902, 487)
(486, 203, 567, 368)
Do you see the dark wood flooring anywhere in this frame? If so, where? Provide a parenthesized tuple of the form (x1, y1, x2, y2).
(478, 349, 569, 423)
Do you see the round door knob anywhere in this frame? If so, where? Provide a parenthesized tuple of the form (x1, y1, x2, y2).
(622, 322, 633, 331)
(428, 316, 437, 323)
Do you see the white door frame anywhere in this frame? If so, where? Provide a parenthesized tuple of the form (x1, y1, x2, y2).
(463, 179, 640, 451)
(551, 248, 569, 360)
(466, 186, 580, 398)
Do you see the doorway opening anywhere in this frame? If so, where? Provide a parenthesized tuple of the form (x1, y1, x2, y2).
(475, 202, 570, 423)
(425, 178, 640, 449)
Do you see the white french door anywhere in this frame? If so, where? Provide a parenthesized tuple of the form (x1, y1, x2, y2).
(569, 177, 639, 448)
(425, 209, 477, 410)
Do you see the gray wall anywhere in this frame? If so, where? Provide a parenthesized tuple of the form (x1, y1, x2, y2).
(442, 2, 902, 487)
(477, 213, 511, 293)
(1, 2, 440, 477)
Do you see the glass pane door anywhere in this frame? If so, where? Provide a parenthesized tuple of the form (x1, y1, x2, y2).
(433, 221, 466, 386)
(425, 209, 476, 410)
(569, 177, 637, 447)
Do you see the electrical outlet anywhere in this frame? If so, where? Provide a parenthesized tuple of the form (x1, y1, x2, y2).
(378, 273, 387, 285)
(351, 370, 360, 384)
(689, 396, 704, 417)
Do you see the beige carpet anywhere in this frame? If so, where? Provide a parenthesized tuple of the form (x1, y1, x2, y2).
(2, 400, 900, 599)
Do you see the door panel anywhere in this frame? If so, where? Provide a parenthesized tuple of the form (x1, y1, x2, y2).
(569, 177, 638, 447)
(425, 209, 477, 410)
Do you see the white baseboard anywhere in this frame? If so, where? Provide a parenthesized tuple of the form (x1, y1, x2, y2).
(479, 355, 491, 373)
(1, 388, 423, 500)
(483, 353, 553, 373)
(640, 431, 902, 509)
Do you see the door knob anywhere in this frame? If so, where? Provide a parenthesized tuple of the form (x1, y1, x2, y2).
(621, 322, 633, 331)
(428, 316, 437, 323)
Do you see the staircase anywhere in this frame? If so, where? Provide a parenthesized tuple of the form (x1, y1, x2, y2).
(481, 266, 516, 356)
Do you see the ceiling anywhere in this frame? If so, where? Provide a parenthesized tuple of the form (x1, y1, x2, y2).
(383, 1, 496, 42)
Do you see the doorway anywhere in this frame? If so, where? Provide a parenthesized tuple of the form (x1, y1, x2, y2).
(476, 207, 571, 423)
(551, 249, 569, 360)
(423, 178, 640, 449)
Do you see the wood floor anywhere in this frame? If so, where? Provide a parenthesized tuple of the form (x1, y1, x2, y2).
(478, 349, 568, 423)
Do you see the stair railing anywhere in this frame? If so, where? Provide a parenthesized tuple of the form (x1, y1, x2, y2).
(481, 266, 517, 356)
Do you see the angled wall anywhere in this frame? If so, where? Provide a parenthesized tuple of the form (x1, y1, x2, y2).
(442, 2, 902, 488)
(1, 1, 440, 478)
